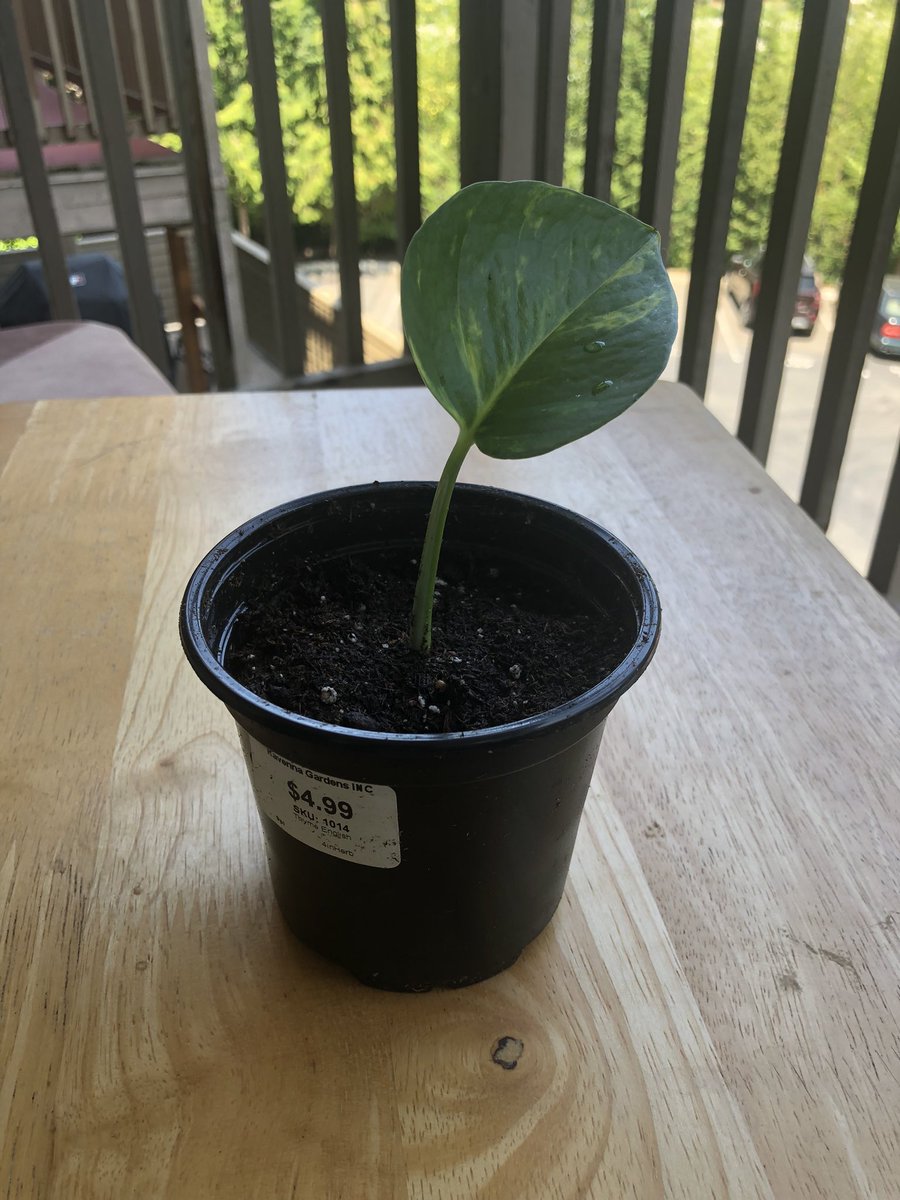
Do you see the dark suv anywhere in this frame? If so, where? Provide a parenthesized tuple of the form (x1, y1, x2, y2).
(725, 250, 821, 335)
(870, 275, 900, 357)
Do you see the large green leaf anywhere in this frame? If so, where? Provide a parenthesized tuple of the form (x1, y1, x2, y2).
(401, 180, 677, 459)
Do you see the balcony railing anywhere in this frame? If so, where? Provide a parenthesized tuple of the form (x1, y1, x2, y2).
(0, 0, 897, 602)
(1, 0, 177, 143)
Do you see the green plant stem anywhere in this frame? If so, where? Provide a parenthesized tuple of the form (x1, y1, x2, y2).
(410, 429, 474, 654)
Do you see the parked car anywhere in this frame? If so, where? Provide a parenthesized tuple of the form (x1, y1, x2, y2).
(724, 249, 821, 335)
(870, 275, 900, 357)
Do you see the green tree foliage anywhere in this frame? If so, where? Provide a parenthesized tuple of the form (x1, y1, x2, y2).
(204, 0, 898, 279)
(731, 0, 898, 278)
(562, 0, 652, 212)
(203, 0, 457, 247)
(416, 1, 460, 216)
(565, 0, 720, 264)
(808, 0, 898, 278)
(728, 3, 799, 263)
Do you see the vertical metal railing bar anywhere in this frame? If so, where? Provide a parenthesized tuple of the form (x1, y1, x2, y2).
(186, 0, 250, 384)
(498, 0, 540, 180)
(40, 0, 76, 138)
(152, 0, 180, 129)
(736, 0, 848, 462)
(868, 442, 900, 599)
(534, 0, 552, 179)
(71, 0, 170, 372)
(459, 0, 501, 185)
(159, 0, 238, 389)
(69, 0, 98, 135)
(534, 0, 571, 186)
(123, 0, 158, 133)
(679, 0, 762, 399)
(388, 0, 422, 258)
(166, 226, 206, 392)
(0, 3, 77, 320)
(32, 88, 47, 146)
(11, 0, 47, 143)
(582, 0, 624, 202)
(240, 0, 305, 377)
(320, 0, 364, 366)
(799, 6, 900, 531)
(638, 0, 693, 261)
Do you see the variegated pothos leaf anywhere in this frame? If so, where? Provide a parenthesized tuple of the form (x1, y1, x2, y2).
(401, 180, 677, 459)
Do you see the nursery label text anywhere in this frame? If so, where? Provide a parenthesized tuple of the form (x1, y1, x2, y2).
(238, 732, 401, 868)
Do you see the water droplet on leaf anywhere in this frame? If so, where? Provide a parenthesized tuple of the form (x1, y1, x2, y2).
(592, 379, 614, 395)
(583, 339, 606, 353)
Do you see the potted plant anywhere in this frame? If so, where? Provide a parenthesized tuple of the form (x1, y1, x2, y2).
(180, 180, 676, 991)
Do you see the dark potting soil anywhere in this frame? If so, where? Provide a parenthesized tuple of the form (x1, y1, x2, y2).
(224, 551, 634, 734)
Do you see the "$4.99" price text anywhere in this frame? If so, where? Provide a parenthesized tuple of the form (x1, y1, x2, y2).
(287, 781, 354, 832)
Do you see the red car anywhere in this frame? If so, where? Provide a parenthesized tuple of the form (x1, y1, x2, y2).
(725, 250, 821, 335)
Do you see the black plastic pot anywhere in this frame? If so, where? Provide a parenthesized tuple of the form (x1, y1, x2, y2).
(180, 483, 660, 991)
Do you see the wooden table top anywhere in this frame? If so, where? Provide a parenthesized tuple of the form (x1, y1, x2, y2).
(1, 386, 898, 1199)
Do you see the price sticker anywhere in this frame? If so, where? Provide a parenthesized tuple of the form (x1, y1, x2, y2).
(239, 731, 401, 869)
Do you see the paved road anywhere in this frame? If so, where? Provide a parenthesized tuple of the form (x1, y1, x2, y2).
(665, 271, 900, 576)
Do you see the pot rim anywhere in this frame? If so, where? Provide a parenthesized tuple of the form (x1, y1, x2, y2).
(180, 482, 660, 750)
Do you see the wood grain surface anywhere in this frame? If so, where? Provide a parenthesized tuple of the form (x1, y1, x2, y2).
(1, 387, 898, 1199)
(0, 401, 32, 474)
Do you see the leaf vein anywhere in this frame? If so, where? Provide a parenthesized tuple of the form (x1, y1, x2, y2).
(466, 233, 660, 437)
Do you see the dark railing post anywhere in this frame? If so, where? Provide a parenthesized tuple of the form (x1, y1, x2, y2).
(123, 0, 158, 133)
(388, 0, 422, 257)
(459, 0, 502, 184)
(241, 0, 305, 377)
(679, 0, 762, 399)
(736, 0, 848, 463)
(534, 0, 572, 185)
(868, 443, 900, 601)
(639, 0, 693, 261)
(800, 7, 900, 531)
(70, 6, 99, 135)
(461, 0, 571, 185)
(166, 227, 206, 392)
(320, 0, 364, 366)
(0, 3, 77, 322)
(582, 0, 625, 203)
(152, 0, 181, 128)
(497, 0, 541, 180)
(38, 0, 76, 138)
(71, 0, 171, 374)
(160, 0, 239, 390)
